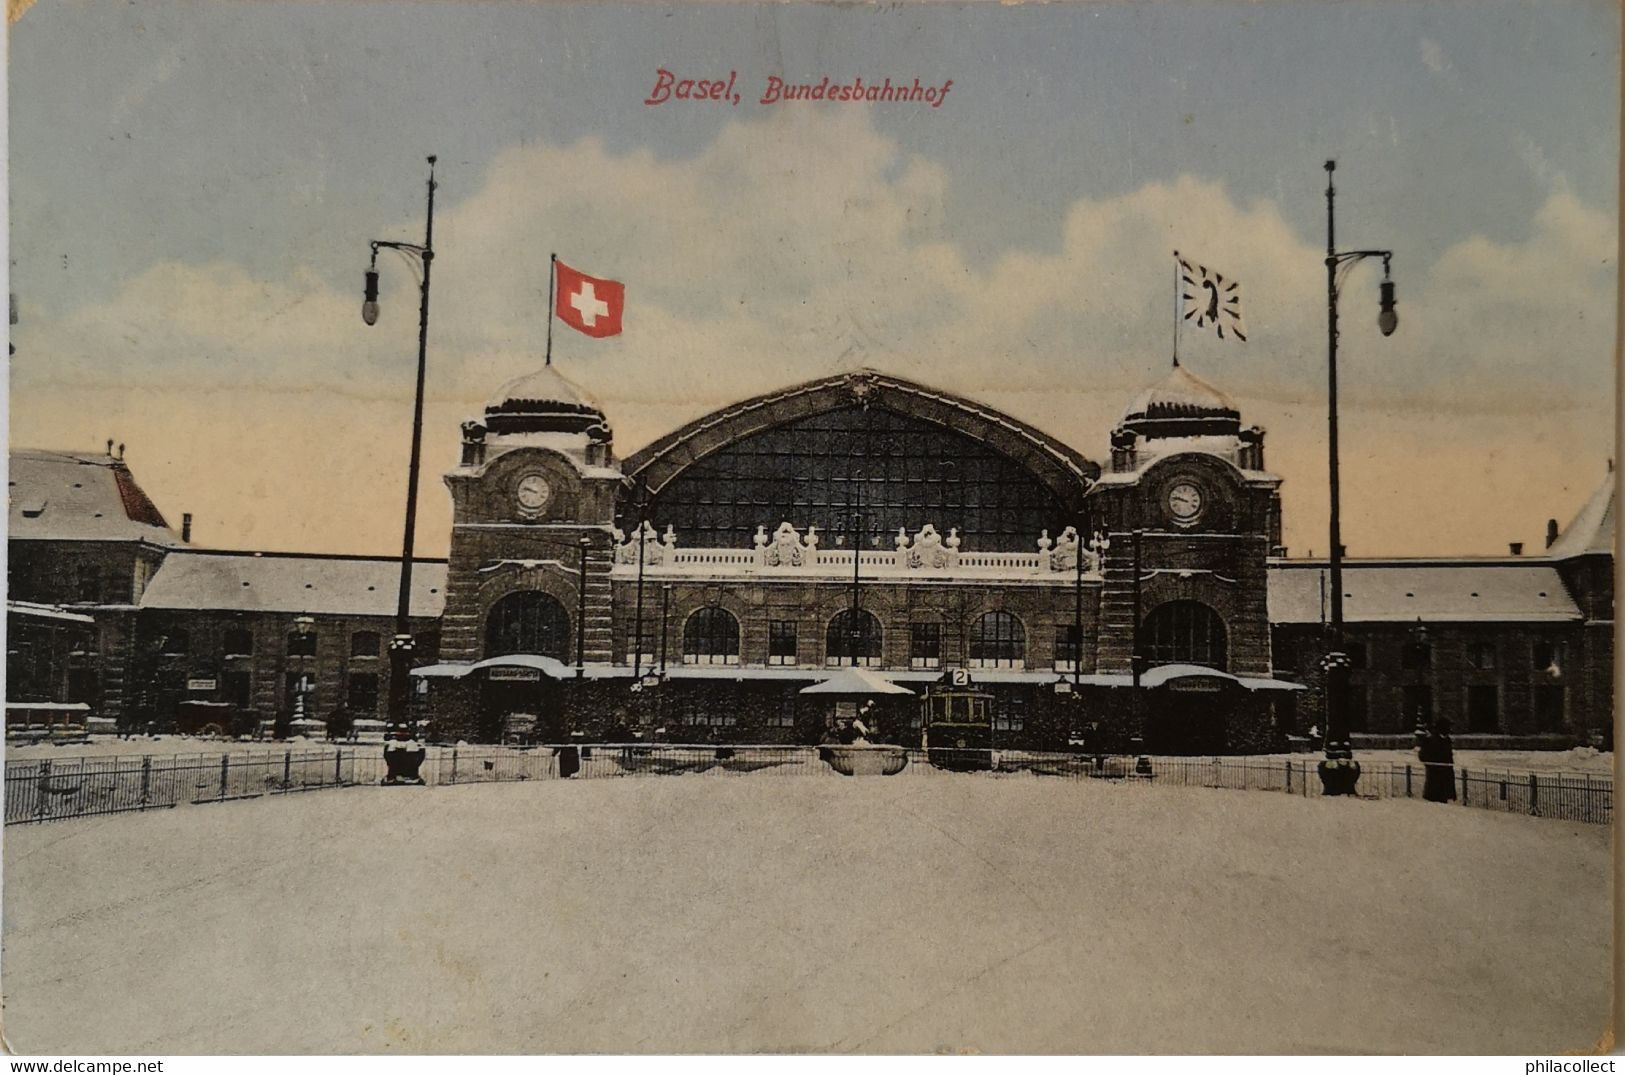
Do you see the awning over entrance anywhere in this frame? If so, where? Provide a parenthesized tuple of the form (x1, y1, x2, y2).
(410, 658, 1303, 692)
(799, 668, 915, 696)
(410, 654, 634, 681)
(1073, 663, 1306, 692)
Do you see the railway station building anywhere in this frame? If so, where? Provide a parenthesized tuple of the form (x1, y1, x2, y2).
(7, 364, 1615, 752)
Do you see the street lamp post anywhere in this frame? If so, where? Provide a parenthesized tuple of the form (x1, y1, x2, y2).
(631, 484, 650, 683)
(1319, 158, 1400, 796)
(360, 156, 437, 760)
(576, 536, 591, 679)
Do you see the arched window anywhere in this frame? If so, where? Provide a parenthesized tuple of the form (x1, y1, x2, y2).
(485, 591, 572, 659)
(969, 611, 1025, 669)
(826, 609, 883, 667)
(1139, 601, 1228, 670)
(683, 607, 740, 665)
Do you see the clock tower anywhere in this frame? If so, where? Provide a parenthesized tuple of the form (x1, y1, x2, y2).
(1086, 362, 1283, 681)
(436, 366, 624, 684)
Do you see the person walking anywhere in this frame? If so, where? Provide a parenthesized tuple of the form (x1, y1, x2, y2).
(1419, 717, 1457, 803)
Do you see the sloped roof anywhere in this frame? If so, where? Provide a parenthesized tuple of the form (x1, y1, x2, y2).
(9, 449, 183, 545)
(1546, 470, 1616, 559)
(800, 667, 916, 695)
(1267, 560, 1582, 624)
(7, 601, 97, 625)
(486, 365, 603, 415)
(622, 368, 1099, 503)
(1122, 363, 1239, 424)
(139, 550, 447, 618)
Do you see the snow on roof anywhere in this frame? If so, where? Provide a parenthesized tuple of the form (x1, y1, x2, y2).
(6, 601, 96, 624)
(9, 449, 183, 546)
(1122, 364, 1238, 423)
(1546, 470, 1616, 560)
(800, 667, 916, 695)
(1091, 436, 1279, 483)
(1267, 561, 1582, 624)
(139, 550, 447, 618)
(487, 365, 602, 415)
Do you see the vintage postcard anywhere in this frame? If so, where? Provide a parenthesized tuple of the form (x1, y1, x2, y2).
(3, 0, 1616, 1058)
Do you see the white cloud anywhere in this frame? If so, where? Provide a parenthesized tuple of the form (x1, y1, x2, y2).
(12, 107, 1616, 557)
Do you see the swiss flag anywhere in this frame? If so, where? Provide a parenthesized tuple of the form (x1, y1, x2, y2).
(554, 260, 624, 338)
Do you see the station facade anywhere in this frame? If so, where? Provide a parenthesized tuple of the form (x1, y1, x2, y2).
(7, 365, 1615, 752)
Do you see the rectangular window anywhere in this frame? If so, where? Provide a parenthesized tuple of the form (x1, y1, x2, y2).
(910, 622, 942, 669)
(223, 670, 252, 709)
(67, 668, 99, 707)
(1467, 642, 1497, 670)
(346, 672, 380, 715)
(993, 694, 1026, 733)
(626, 625, 656, 670)
(1534, 684, 1565, 732)
(768, 621, 798, 666)
(350, 631, 381, 659)
(765, 692, 796, 728)
(677, 697, 736, 727)
(1054, 624, 1082, 672)
(287, 631, 318, 658)
(1532, 640, 1565, 674)
(222, 628, 254, 658)
(1467, 685, 1499, 734)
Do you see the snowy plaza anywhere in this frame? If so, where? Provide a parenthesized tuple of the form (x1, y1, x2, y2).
(2, 773, 1610, 1054)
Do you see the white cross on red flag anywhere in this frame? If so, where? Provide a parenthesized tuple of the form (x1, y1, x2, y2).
(554, 260, 625, 338)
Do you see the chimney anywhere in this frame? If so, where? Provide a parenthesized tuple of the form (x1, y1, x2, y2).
(182, 513, 193, 544)
(1509, 541, 1522, 556)
(1546, 519, 1560, 548)
(106, 438, 114, 456)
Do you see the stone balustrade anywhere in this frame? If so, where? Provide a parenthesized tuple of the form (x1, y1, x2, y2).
(610, 521, 1109, 580)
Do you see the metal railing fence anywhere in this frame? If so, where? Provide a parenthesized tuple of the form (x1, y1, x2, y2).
(4, 748, 383, 824)
(4, 744, 1610, 826)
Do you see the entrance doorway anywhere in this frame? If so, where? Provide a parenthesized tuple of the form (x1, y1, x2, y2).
(478, 671, 562, 743)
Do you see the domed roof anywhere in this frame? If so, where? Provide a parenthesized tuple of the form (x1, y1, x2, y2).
(484, 365, 606, 435)
(1122, 363, 1238, 424)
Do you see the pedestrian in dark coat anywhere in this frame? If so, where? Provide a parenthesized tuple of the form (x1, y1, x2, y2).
(1419, 718, 1457, 803)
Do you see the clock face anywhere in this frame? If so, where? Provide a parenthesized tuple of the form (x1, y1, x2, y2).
(1167, 481, 1205, 523)
(514, 473, 551, 514)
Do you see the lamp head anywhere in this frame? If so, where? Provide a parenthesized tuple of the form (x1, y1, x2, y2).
(362, 269, 380, 326)
(1378, 279, 1398, 337)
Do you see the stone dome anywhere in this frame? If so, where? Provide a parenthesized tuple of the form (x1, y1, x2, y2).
(484, 365, 607, 436)
(1119, 363, 1241, 439)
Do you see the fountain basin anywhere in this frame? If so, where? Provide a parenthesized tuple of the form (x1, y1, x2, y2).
(819, 743, 909, 776)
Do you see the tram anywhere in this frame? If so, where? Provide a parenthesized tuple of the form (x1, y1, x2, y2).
(920, 668, 997, 771)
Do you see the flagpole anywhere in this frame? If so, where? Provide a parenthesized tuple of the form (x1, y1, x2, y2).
(545, 252, 557, 367)
(1171, 250, 1181, 368)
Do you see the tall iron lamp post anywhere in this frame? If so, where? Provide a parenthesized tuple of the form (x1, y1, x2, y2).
(1319, 158, 1400, 795)
(361, 155, 437, 783)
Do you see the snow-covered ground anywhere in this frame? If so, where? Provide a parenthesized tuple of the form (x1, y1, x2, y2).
(2, 776, 1609, 1054)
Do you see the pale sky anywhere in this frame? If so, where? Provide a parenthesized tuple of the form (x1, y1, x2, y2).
(9, 0, 1619, 558)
